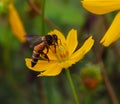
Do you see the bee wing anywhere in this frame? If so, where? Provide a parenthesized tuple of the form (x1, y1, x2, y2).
(25, 34, 41, 41)
(25, 35, 43, 48)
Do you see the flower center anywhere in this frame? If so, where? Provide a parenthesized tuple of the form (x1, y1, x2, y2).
(56, 44, 69, 62)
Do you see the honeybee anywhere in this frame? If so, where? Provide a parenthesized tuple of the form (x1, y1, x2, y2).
(25, 34, 58, 67)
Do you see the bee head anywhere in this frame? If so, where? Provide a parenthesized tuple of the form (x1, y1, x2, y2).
(52, 34, 58, 45)
(46, 35, 53, 45)
(46, 34, 58, 45)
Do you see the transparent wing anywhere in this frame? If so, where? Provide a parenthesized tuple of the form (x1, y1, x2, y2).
(25, 35, 44, 47)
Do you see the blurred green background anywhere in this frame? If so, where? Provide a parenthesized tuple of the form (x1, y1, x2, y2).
(0, 0, 120, 104)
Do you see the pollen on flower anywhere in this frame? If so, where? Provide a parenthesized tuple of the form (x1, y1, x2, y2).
(56, 44, 69, 61)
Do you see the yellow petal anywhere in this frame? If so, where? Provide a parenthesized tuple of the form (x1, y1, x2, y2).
(70, 36, 94, 62)
(25, 58, 58, 72)
(100, 12, 120, 46)
(58, 60, 76, 69)
(37, 63, 62, 76)
(58, 37, 94, 69)
(66, 29, 78, 56)
(8, 3, 26, 43)
(81, 0, 120, 14)
(48, 29, 66, 44)
(47, 48, 58, 60)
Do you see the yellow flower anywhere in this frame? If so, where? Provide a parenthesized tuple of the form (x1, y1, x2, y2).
(81, 0, 120, 46)
(25, 29, 94, 76)
(8, 3, 26, 43)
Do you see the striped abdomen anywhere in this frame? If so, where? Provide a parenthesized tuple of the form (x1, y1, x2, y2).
(31, 43, 45, 67)
(31, 50, 40, 67)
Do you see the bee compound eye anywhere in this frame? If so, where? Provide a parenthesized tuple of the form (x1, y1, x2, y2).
(52, 34, 57, 41)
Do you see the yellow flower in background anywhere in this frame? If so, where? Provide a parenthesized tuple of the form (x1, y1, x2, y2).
(81, 0, 120, 15)
(8, 3, 26, 43)
(25, 29, 94, 76)
(81, 0, 120, 46)
(100, 12, 120, 46)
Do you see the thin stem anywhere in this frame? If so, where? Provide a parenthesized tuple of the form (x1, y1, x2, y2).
(85, 93, 91, 104)
(3, 29, 19, 96)
(27, 0, 58, 29)
(99, 61, 119, 104)
(65, 69, 80, 104)
(41, 0, 46, 35)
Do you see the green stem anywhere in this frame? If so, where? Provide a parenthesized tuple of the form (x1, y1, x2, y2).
(3, 28, 19, 96)
(41, 0, 46, 35)
(85, 93, 90, 104)
(65, 69, 80, 104)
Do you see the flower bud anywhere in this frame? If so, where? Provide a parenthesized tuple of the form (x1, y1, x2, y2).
(80, 64, 102, 89)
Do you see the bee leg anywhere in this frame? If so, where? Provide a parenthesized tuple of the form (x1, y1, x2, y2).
(46, 45, 49, 54)
(53, 44, 56, 53)
(40, 52, 49, 62)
